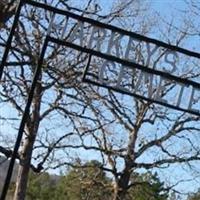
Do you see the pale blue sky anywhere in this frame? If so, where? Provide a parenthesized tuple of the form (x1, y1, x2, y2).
(0, 1, 199, 199)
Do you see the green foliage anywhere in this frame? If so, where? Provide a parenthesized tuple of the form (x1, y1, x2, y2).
(24, 160, 112, 200)
(187, 189, 200, 200)
(26, 172, 58, 200)
(56, 160, 112, 200)
(127, 172, 168, 200)
(8, 161, 169, 200)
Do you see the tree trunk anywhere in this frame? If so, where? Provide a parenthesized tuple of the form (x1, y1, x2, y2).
(113, 169, 131, 200)
(13, 81, 42, 200)
(13, 135, 36, 200)
(113, 188, 127, 200)
(112, 131, 137, 200)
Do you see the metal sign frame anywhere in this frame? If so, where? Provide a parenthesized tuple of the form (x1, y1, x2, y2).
(0, 0, 200, 199)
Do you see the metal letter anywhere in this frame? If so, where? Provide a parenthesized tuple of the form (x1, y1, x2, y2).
(164, 50, 178, 73)
(125, 36, 139, 61)
(188, 87, 200, 112)
(68, 21, 84, 47)
(176, 83, 187, 107)
(107, 31, 123, 57)
(88, 26, 107, 52)
(154, 77, 168, 103)
(99, 60, 115, 83)
(146, 43, 159, 66)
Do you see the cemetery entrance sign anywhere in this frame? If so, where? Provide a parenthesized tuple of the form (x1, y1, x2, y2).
(1, 0, 200, 117)
(43, 0, 200, 116)
(0, 0, 200, 199)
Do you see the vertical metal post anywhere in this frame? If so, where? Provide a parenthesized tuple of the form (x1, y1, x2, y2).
(0, 0, 24, 80)
(0, 38, 48, 200)
(1, 7, 54, 198)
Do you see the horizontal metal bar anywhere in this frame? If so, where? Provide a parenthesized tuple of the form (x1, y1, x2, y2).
(47, 36, 200, 89)
(24, 0, 200, 60)
(83, 78, 200, 117)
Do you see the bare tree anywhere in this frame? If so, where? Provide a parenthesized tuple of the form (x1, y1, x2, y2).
(0, 0, 200, 200)
(0, 0, 17, 28)
(0, 0, 144, 199)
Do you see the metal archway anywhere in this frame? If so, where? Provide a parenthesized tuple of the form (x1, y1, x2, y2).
(0, 1, 200, 199)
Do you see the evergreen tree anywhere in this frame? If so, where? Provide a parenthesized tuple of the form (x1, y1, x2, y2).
(188, 189, 200, 200)
(6, 160, 169, 199)
(56, 160, 112, 200)
(26, 172, 58, 200)
(127, 172, 168, 200)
